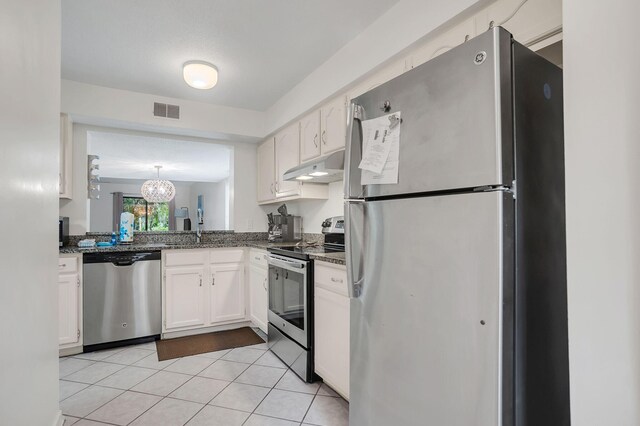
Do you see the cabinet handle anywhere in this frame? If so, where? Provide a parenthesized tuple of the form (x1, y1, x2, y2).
(59, 263, 66, 268)
(254, 256, 261, 261)
(212, 276, 215, 286)
(313, 134, 318, 148)
(199, 276, 202, 287)
(270, 182, 274, 194)
(263, 277, 267, 291)
(331, 277, 344, 283)
(322, 130, 327, 145)
(275, 181, 279, 193)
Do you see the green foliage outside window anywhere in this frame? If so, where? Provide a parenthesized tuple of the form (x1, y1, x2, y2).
(123, 197, 169, 231)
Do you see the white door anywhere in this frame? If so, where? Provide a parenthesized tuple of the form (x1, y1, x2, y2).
(210, 263, 245, 324)
(314, 286, 350, 398)
(58, 273, 79, 345)
(275, 123, 300, 198)
(249, 264, 268, 333)
(257, 138, 276, 202)
(300, 110, 321, 162)
(165, 266, 206, 330)
(320, 96, 347, 154)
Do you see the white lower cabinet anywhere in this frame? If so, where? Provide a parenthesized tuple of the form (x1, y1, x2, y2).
(314, 261, 350, 400)
(163, 249, 246, 333)
(209, 263, 245, 324)
(165, 266, 206, 329)
(58, 254, 82, 352)
(248, 249, 269, 333)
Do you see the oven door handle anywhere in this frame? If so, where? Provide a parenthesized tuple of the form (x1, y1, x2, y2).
(267, 256, 305, 270)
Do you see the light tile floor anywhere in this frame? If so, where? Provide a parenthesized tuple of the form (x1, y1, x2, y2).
(60, 339, 348, 426)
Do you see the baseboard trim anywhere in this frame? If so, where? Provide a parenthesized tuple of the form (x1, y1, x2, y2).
(161, 321, 252, 340)
(52, 409, 64, 426)
(59, 346, 83, 357)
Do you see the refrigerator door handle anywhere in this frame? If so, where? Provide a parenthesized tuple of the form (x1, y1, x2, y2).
(344, 102, 365, 199)
(345, 200, 365, 298)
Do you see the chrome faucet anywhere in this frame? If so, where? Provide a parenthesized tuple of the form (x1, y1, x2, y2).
(196, 207, 203, 243)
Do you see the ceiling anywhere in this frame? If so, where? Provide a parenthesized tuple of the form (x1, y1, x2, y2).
(62, 0, 400, 111)
(88, 131, 231, 182)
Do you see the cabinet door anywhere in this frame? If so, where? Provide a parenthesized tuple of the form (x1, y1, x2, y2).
(300, 110, 321, 162)
(320, 96, 347, 155)
(165, 266, 206, 330)
(275, 123, 301, 198)
(314, 286, 350, 399)
(257, 138, 276, 202)
(58, 273, 79, 345)
(249, 264, 268, 333)
(210, 263, 245, 324)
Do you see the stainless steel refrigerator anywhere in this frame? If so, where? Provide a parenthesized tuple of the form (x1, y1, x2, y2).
(344, 27, 570, 426)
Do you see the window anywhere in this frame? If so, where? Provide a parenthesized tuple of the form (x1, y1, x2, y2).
(122, 196, 169, 231)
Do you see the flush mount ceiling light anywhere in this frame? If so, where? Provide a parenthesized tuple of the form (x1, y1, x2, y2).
(141, 165, 176, 202)
(183, 61, 218, 89)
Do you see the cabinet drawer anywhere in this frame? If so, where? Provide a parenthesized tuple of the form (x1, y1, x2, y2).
(58, 257, 78, 274)
(249, 249, 268, 268)
(210, 249, 244, 264)
(314, 261, 348, 296)
(164, 250, 208, 267)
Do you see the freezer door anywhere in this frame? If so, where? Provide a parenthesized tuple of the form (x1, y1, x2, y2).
(349, 191, 514, 426)
(345, 27, 513, 199)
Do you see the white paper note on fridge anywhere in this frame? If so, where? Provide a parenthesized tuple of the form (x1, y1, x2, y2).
(359, 112, 401, 185)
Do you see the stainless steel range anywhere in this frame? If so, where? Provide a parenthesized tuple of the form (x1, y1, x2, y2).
(267, 216, 344, 383)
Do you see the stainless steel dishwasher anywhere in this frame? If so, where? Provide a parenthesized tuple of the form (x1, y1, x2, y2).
(83, 251, 161, 350)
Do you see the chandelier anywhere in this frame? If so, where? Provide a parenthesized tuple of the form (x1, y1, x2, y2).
(141, 165, 175, 203)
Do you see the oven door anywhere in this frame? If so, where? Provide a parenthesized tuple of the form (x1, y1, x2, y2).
(267, 254, 309, 348)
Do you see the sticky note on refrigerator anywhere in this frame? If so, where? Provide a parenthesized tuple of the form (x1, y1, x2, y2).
(360, 112, 400, 184)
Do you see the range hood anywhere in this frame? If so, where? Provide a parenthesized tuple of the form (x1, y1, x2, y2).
(283, 150, 344, 183)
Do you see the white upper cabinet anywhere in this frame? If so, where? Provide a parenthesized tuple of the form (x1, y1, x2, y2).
(59, 113, 72, 199)
(300, 110, 321, 162)
(274, 123, 301, 198)
(480, 0, 562, 46)
(257, 138, 276, 203)
(300, 97, 348, 163)
(320, 97, 347, 155)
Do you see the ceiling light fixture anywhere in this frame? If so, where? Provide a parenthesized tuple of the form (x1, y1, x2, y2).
(183, 61, 218, 89)
(141, 165, 176, 202)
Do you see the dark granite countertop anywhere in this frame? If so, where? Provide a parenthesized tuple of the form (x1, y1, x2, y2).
(60, 239, 346, 266)
(310, 251, 346, 265)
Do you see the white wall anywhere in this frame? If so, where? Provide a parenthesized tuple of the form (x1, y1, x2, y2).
(0, 0, 61, 425)
(59, 124, 90, 234)
(62, 79, 265, 142)
(231, 142, 270, 232)
(271, 182, 344, 234)
(264, 0, 488, 134)
(564, 1, 640, 424)
(89, 181, 193, 232)
(61, 124, 241, 233)
(190, 181, 227, 230)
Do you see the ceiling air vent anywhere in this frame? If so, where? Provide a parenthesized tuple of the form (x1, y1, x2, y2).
(153, 102, 180, 119)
